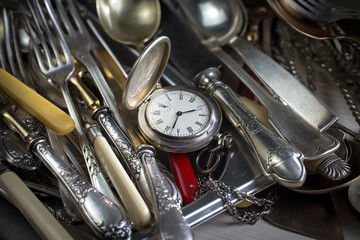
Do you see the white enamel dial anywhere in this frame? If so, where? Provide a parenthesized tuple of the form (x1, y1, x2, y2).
(146, 90, 210, 137)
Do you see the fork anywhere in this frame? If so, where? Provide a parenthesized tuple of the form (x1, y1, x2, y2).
(25, 0, 132, 238)
(51, 0, 155, 206)
(51, 0, 126, 131)
(287, 0, 360, 23)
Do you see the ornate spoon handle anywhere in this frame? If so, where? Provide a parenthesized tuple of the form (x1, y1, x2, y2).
(137, 145, 194, 240)
(198, 68, 306, 188)
(30, 137, 131, 239)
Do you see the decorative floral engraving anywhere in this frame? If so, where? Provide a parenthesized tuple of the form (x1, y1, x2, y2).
(267, 146, 281, 171)
(140, 151, 179, 213)
(99, 221, 132, 240)
(98, 113, 142, 179)
(36, 141, 90, 201)
(82, 144, 100, 177)
(7, 149, 39, 168)
(0, 125, 40, 170)
(152, 175, 179, 213)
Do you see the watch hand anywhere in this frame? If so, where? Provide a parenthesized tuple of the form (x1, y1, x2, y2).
(172, 111, 182, 130)
(182, 109, 201, 114)
(158, 103, 169, 108)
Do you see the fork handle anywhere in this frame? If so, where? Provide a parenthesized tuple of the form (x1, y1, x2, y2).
(30, 137, 132, 239)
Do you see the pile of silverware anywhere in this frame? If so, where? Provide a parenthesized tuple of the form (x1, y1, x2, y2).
(0, 0, 359, 239)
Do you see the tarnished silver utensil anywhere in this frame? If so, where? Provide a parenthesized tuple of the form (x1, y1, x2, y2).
(0, 87, 131, 239)
(287, 0, 360, 23)
(174, 0, 338, 132)
(267, 0, 360, 44)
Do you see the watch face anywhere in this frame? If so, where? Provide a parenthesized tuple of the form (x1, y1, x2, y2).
(146, 90, 211, 137)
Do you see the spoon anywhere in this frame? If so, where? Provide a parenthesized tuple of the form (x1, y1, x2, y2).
(96, 0, 200, 204)
(96, 0, 161, 50)
(267, 0, 360, 45)
(174, 0, 338, 133)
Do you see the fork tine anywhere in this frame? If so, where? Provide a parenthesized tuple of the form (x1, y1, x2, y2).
(3, 8, 17, 77)
(26, 0, 53, 72)
(42, 0, 73, 64)
(52, 0, 76, 34)
(26, 0, 72, 73)
(9, 11, 28, 83)
(54, 0, 87, 34)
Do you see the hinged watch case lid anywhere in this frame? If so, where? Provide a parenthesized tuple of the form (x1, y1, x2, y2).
(123, 36, 171, 110)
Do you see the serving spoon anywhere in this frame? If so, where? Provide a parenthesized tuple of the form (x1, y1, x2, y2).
(96, 0, 160, 51)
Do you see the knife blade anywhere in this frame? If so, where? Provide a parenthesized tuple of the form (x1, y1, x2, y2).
(157, 2, 340, 161)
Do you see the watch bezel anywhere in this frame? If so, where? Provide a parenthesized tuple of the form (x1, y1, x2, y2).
(138, 86, 222, 152)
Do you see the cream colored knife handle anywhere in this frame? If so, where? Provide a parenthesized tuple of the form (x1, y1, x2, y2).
(0, 170, 73, 240)
(93, 135, 151, 228)
(0, 69, 75, 135)
(94, 108, 152, 203)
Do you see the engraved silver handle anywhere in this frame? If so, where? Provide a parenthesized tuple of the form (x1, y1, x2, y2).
(94, 108, 152, 203)
(198, 68, 306, 188)
(211, 47, 339, 160)
(30, 137, 131, 239)
(59, 82, 119, 205)
(137, 145, 194, 240)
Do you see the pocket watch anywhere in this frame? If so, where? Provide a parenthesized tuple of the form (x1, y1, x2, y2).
(123, 36, 222, 153)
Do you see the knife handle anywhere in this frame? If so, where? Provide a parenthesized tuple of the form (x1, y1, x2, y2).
(30, 137, 132, 239)
(92, 134, 151, 228)
(137, 145, 194, 240)
(0, 169, 73, 240)
(0, 69, 75, 135)
(198, 68, 306, 188)
(94, 108, 152, 204)
(169, 153, 199, 204)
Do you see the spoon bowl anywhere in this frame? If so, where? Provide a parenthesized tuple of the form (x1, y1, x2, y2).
(267, 0, 360, 45)
(178, 0, 247, 47)
(96, 0, 161, 48)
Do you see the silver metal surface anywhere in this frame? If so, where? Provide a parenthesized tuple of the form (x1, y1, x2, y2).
(229, 37, 338, 131)
(96, 0, 161, 49)
(176, 0, 338, 132)
(26, 0, 120, 205)
(137, 145, 194, 240)
(267, 0, 360, 44)
(212, 47, 340, 160)
(0, 123, 40, 170)
(51, 0, 126, 131)
(30, 137, 131, 239)
(123, 36, 170, 110)
(93, 108, 152, 203)
(198, 67, 306, 188)
(287, 0, 360, 23)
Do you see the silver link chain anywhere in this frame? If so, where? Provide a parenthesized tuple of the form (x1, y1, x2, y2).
(195, 133, 276, 224)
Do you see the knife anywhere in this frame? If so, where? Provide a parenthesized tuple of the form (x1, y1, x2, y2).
(0, 161, 73, 240)
(157, 2, 306, 187)
(0, 69, 75, 135)
(0, 89, 132, 239)
(86, 31, 194, 238)
(161, 1, 341, 161)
